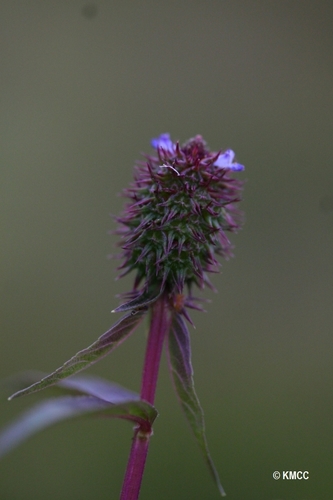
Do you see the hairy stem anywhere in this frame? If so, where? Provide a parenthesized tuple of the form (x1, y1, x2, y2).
(120, 296, 170, 500)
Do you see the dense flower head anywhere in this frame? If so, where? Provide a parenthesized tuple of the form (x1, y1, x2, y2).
(115, 134, 244, 299)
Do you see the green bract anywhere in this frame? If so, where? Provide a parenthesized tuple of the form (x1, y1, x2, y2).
(116, 134, 244, 297)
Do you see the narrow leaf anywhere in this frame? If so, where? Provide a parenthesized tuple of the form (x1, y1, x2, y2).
(0, 395, 157, 458)
(9, 310, 146, 400)
(4, 372, 140, 403)
(112, 287, 162, 313)
(167, 313, 226, 497)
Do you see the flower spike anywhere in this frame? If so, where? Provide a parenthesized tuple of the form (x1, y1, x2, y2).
(117, 133, 244, 308)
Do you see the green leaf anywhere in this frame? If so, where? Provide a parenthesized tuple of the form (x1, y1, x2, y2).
(111, 287, 162, 313)
(167, 313, 226, 497)
(0, 395, 157, 458)
(9, 310, 146, 400)
(4, 372, 140, 403)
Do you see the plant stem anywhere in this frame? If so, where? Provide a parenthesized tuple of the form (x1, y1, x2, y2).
(119, 426, 151, 500)
(140, 296, 170, 405)
(120, 295, 170, 500)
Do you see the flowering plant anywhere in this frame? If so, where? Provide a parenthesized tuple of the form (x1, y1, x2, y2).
(0, 134, 245, 499)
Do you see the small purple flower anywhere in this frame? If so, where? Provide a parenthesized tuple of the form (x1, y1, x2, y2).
(214, 149, 245, 171)
(151, 133, 175, 153)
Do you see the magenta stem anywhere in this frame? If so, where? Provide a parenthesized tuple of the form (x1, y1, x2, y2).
(119, 427, 151, 500)
(120, 295, 170, 500)
(140, 296, 170, 404)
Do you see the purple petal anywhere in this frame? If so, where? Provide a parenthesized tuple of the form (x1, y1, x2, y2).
(228, 162, 245, 171)
(151, 133, 175, 153)
(214, 149, 245, 171)
(0, 395, 158, 458)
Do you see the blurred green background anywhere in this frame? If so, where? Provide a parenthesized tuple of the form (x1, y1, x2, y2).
(1, 1, 333, 499)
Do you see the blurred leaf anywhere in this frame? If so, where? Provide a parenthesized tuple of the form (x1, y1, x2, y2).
(55, 374, 141, 403)
(112, 287, 161, 313)
(9, 310, 146, 400)
(167, 312, 226, 497)
(0, 395, 157, 458)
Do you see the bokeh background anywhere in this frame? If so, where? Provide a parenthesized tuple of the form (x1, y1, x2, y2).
(1, 1, 333, 499)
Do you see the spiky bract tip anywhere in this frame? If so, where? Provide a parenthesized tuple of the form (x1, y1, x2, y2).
(115, 134, 244, 301)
